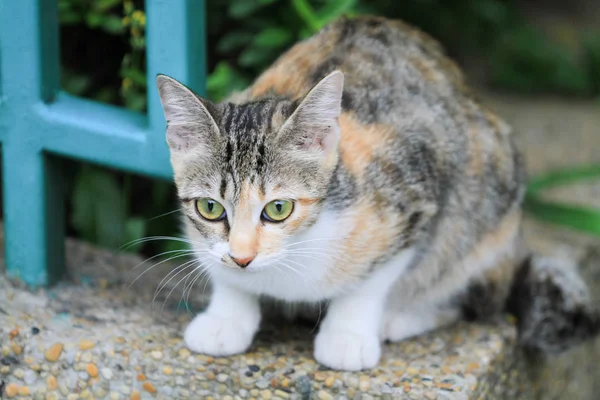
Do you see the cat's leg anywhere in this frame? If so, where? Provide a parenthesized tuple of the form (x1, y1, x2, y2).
(381, 304, 460, 342)
(184, 281, 261, 356)
(314, 249, 415, 371)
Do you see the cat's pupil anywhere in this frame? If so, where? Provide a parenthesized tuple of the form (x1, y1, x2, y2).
(208, 201, 214, 212)
(276, 203, 282, 212)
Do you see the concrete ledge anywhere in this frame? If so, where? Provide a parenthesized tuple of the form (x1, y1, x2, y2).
(0, 268, 517, 399)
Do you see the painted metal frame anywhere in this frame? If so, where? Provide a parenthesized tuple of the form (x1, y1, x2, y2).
(0, 0, 206, 286)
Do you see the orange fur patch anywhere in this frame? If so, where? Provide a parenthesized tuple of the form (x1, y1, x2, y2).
(326, 202, 399, 284)
(338, 113, 395, 178)
(249, 38, 335, 99)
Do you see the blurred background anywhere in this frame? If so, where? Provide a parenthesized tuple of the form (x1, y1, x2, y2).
(5, 0, 598, 261)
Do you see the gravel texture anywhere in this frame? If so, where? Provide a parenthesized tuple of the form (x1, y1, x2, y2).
(0, 268, 517, 399)
(1, 93, 599, 399)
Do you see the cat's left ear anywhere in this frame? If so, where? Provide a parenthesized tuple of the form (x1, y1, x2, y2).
(278, 70, 344, 157)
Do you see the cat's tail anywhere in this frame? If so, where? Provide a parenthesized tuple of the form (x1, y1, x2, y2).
(505, 255, 600, 355)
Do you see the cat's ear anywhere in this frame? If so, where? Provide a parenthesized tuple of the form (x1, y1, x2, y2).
(156, 75, 219, 153)
(278, 70, 344, 157)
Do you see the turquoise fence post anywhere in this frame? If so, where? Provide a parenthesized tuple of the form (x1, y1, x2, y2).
(1, 0, 65, 286)
(145, 0, 208, 177)
(0, 0, 207, 286)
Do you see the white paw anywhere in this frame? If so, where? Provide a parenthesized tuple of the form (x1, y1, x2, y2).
(184, 312, 258, 356)
(314, 329, 381, 371)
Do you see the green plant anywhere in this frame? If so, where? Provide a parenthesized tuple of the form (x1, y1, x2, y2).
(524, 165, 600, 236)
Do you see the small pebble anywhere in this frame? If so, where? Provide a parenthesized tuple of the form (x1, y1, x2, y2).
(79, 340, 96, 351)
(217, 373, 228, 383)
(86, 363, 99, 378)
(10, 342, 23, 355)
(14, 368, 25, 379)
(136, 373, 146, 381)
(45, 343, 64, 362)
(178, 348, 191, 358)
(80, 389, 91, 399)
(295, 376, 311, 395)
(142, 382, 156, 394)
(274, 389, 290, 398)
(256, 379, 269, 389)
(314, 371, 328, 382)
(359, 375, 371, 392)
(248, 365, 260, 372)
(324, 376, 335, 388)
(101, 368, 114, 380)
(162, 366, 173, 375)
(24, 369, 37, 384)
(317, 390, 333, 400)
(59, 384, 70, 396)
(47, 375, 58, 391)
(151, 351, 163, 360)
(94, 387, 108, 398)
(31, 327, 40, 335)
(4, 383, 18, 398)
(259, 389, 272, 399)
(130, 391, 141, 400)
(18, 386, 31, 396)
(109, 392, 120, 400)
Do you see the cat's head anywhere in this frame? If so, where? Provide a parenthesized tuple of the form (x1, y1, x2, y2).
(156, 71, 344, 271)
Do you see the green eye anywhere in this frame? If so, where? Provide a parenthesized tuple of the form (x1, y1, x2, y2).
(196, 198, 226, 221)
(262, 200, 294, 222)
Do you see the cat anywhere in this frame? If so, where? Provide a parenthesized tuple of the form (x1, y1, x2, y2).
(156, 15, 599, 371)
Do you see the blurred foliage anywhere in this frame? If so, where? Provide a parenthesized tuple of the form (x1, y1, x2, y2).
(58, 0, 600, 254)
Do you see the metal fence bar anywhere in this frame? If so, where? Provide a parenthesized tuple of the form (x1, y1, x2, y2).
(0, 0, 207, 286)
(1, 0, 65, 285)
(145, 0, 207, 175)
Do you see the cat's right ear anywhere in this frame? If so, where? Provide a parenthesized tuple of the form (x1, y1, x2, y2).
(156, 75, 219, 154)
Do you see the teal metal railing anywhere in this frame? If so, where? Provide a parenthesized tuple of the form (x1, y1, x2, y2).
(0, 0, 207, 286)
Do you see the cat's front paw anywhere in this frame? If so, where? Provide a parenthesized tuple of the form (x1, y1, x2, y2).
(314, 329, 381, 371)
(184, 312, 258, 356)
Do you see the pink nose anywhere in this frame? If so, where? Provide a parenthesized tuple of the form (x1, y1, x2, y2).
(230, 255, 255, 268)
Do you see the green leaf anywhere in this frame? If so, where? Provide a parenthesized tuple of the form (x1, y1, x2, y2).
(315, 0, 356, 26)
(71, 166, 126, 249)
(217, 31, 253, 53)
(121, 67, 147, 87)
(207, 62, 250, 101)
(62, 73, 91, 96)
(123, 217, 147, 253)
(525, 165, 600, 236)
(101, 15, 124, 34)
(292, 0, 321, 33)
(94, 0, 121, 12)
(229, 0, 263, 19)
(85, 13, 105, 29)
(238, 47, 271, 68)
(253, 27, 293, 49)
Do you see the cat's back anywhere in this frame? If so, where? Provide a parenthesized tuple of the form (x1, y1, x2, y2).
(244, 16, 467, 120)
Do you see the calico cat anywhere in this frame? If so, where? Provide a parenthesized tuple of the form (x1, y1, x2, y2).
(156, 16, 599, 371)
